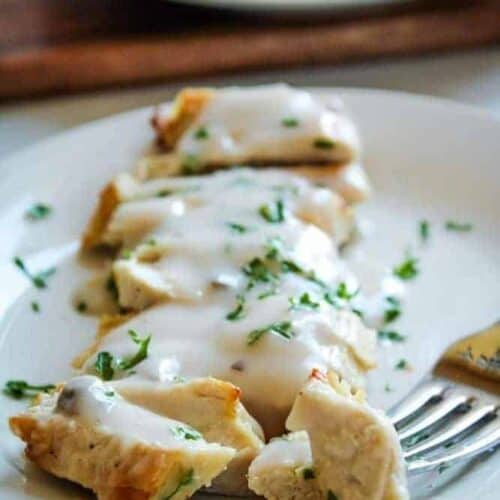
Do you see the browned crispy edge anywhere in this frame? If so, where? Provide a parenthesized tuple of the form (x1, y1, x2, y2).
(151, 88, 214, 150)
(9, 409, 184, 500)
(82, 181, 122, 250)
(72, 313, 136, 369)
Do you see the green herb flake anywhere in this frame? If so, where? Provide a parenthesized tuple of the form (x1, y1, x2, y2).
(383, 296, 401, 324)
(226, 295, 246, 321)
(95, 351, 115, 381)
(419, 220, 430, 242)
(384, 384, 393, 392)
(259, 199, 285, 223)
(25, 203, 52, 220)
(194, 126, 209, 140)
(327, 491, 339, 500)
(336, 282, 359, 301)
(289, 293, 320, 311)
(281, 117, 299, 128)
(313, 137, 335, 150)
(226, 222, 249, 234)
(378, 330, 406, 342)
(173, 426, 202, 441)
(13, 257, 56, 289)
(163, 469, 194, 500)
(352, 308, 364, 319)
(257, 288, 277, 300)
(242, 257, 278, 289)
(181, 154, 201, 175)
(248, 321, 294, 346)
(31, 301, 40, 313)
(445, 220, 473, 232)
(117, 330, 151, 371)
(156, 189, 173, 198)
(395, 358, 409, 370)
(302, 467, 315, 480)
(121, 249, 132, 260)
(393, 253, 419, 281)
(105, 390, 115, 397)
(3, 380, 55, 399)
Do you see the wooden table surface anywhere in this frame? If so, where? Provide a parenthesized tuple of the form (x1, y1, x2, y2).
(0, 0, 499, 100)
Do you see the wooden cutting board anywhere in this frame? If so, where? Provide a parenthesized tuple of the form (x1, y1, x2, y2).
(0, 0, 499, 100)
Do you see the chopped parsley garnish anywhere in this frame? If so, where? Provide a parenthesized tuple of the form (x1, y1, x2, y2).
(77, 301, 87, 313)
(242, 257, 279, 289)
(384, 384, 393, 392)
(95, 351, 115, 381)
(313, 138, 335, 149)
(289, 293, 320, 311)
(163, 469, 194, 500)
(247, 321, 294, 346)
(117, 330, 151, 371)
(94, 330, 151, 381)
(173, 426, 202, 441)
(445, 220, 473, 232)
(419, 220, 430, 242)
(31, 301, 40, 313)
(181, 154, 200, 175)
(327, 491, 339, 500)
(281, 117, 299, 127)
(226, 295, 246, 321)
(336, 282, 359, 301)
(259, 199, 285, 223)
(3, 380, 55, 399)
(383, 296, 401, 324)
(156, 189, 173, 197)
(258, 287, 277, 300)
(194, 126, 209, 140)
(393, 253, 419, 280)
(105, 390, 115, 397)
(395, 358, 409, 370)
(226, 222, 249, 234)
(378, 330, 406, 342)
(25, 203, 52, 220)
(121, 249, 132, 260)
(352, 308, 364, 318)
(302, 467, 315, 480)
(13, 257, 55, 289)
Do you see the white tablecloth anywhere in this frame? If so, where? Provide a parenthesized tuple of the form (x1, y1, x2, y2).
(1, 48, 499, 159)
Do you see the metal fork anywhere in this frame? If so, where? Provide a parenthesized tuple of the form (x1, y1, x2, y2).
(388, 321, 500, 475)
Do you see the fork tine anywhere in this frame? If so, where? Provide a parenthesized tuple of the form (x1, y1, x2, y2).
(398, 393, 472, 441)
(389, 381, 447, 427)
(406, 418, 500, 474)
(404, 403, 498, 459)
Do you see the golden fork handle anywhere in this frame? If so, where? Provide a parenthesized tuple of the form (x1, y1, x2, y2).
(434, 322, 500, 394)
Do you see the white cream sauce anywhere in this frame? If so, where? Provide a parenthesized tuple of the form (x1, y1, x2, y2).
(57, 375, 211, 450)
(105, 169, 353, 308)
(80, 169, 379, 437)
(174, 84, 360, 168)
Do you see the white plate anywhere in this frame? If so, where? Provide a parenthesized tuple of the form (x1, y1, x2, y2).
(170, 0, 408, 13)
(0, 89, 499, 499)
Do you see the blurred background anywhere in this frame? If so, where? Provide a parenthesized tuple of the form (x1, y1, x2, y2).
(1, 0, 499, 156)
